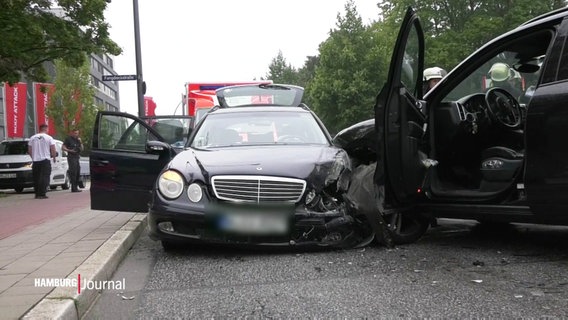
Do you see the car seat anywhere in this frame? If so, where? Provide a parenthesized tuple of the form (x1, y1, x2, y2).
(480, 146, 524, 182)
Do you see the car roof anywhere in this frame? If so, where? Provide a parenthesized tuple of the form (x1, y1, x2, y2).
(519, 6, 568, 27)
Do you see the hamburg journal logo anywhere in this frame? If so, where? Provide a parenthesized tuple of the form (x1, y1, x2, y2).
(34, 274, 125, 294)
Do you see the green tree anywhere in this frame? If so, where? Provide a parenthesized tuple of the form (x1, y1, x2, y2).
(265, 52, 319, 106)
(47, 58, 99, 154)
(264, 0, 567, 133)
(307, 0, 384, 133)
(0, 0, 121, 83)
(266, 50, 299, 84)
(296, 55, 319, 105)
(377, 0, 567, 70)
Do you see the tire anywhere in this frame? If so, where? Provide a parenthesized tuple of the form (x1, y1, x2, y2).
(50, 186, 57, 190)
(386, 212, 430, 245)
(61, 173, 70, 190)
(14, 187, 24, 193)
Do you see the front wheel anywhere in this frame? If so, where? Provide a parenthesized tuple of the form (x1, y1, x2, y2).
(14, 187, 24, 193)
(386, 212, 430, 244)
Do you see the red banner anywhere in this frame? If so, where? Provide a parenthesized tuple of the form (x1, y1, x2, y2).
(144, 96, 157, 117)
(4, 82, 28, 138)
(34, 83, 56, 136)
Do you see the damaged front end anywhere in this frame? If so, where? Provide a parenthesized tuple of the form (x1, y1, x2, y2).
(290, 149, 376, 248)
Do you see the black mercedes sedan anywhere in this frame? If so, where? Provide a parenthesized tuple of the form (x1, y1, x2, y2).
(89, 84, 376, 249)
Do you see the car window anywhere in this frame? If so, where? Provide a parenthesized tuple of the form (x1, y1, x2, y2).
(55, 141, 66, 157)
(443, 29, 554, 104)
(0, 141, 28, 155)
(190, 111, 329, 148)
(401, 26, 421, 95)
(97, 114, 158, 152)
(146, 118, 191, 147)
(195, 108, 211, 124)
(550, 19, 568, 82)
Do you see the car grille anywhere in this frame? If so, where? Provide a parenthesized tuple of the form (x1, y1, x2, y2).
(0, 162, 28, 169)
(211, 175, 306, 203)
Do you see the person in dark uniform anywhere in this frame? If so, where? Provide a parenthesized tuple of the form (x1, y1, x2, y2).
(28, 124, 56, 199)
(62, 128, 83, 192)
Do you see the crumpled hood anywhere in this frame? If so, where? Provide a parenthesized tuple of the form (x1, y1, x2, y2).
(169, 145, 349, 185)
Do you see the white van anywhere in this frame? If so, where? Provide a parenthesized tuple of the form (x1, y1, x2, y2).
(0, 139, 70, 193)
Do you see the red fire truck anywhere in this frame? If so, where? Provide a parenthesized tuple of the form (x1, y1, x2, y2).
(185, 81, 272, 123)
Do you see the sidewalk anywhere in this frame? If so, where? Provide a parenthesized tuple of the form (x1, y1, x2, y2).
(0, 186, 146, 319)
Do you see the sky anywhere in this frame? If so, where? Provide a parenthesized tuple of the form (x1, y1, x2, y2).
(104, 0, 380, 116)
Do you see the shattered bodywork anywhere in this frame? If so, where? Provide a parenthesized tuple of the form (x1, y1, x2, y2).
(148, 143, 383, 248)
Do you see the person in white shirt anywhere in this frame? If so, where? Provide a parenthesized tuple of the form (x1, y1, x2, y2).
(27, 124, 56, 199)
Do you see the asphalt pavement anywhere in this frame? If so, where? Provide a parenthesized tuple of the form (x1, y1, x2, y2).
(0, 183, 146, 320)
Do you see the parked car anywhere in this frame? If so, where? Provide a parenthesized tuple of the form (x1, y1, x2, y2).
(334, 6, 568, 242)
(89, 84, 380, 249)
(0, 139, 70, 193)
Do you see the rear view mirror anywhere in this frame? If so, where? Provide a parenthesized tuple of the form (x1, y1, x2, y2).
(514, 63, 540, 73)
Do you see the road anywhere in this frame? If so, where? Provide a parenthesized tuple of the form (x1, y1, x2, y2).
(84, 219, 568, 318)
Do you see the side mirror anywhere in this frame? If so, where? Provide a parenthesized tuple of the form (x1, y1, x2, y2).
(146, 140, 171, 154)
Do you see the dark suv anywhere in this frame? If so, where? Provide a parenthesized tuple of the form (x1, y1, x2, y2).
(334, 6, 568, 243)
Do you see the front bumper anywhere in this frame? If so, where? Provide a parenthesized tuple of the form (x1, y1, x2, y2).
(0, 170, 33, 190)
(148, 200, 367, 248)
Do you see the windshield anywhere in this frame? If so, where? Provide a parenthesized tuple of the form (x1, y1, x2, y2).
(0, 141, 28, 155)
(444, 53, 540, 103)
(190, 111, 329, 148)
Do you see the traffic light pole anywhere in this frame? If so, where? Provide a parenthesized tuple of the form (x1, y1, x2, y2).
(133, 0, 145, 117)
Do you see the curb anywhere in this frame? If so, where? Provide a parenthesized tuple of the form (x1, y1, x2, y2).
(22, 213, 147, 320)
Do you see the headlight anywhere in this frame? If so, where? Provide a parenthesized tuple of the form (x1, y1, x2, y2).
(187, 183, 203, 202)
(24, 162, 33, 169)
(158, 170, 184, 199)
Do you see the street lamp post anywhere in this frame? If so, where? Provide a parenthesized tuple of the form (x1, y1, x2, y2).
(133, 0, 145, 117)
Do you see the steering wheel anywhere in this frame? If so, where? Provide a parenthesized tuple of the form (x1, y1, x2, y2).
(277, 135, 305, 143)
(485, 88, 522, 129)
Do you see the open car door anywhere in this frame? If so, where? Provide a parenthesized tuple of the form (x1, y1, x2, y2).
(525, 18, 568, 217)
(374, 7, 428, 208)
(90, 112, 192, 212)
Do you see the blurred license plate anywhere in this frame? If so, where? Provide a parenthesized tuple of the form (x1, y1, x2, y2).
(209, 204, 291, 235)
(0, 173, 16, 179)
(219, 212, 288, 235)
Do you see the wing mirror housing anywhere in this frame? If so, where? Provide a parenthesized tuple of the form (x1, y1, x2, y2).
(146, 140, 171, 154)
